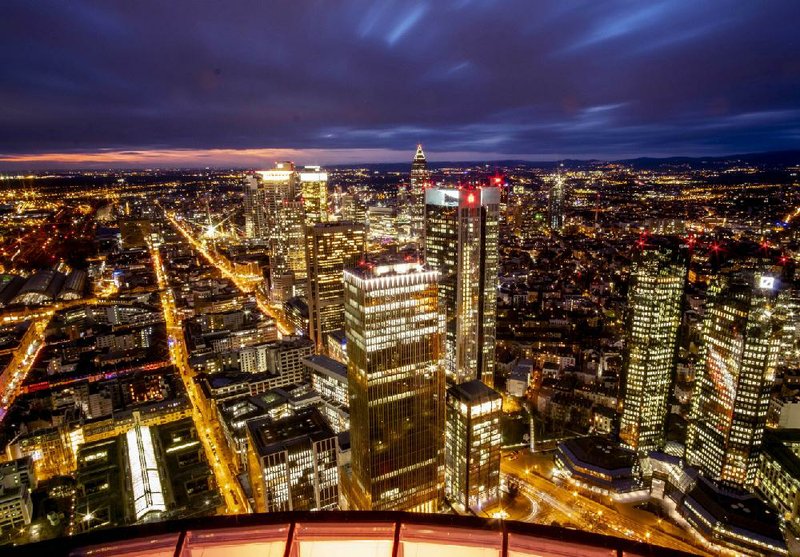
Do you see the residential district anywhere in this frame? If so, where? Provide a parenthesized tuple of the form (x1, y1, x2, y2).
(0, 147, 798, 556)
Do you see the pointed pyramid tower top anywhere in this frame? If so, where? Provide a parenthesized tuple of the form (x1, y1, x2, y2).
(413, 143, 426, 162)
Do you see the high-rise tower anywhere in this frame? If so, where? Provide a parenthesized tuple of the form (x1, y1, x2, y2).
(306, 222, 366, 350)
(445, 379, 502, 513)
(408, 144, 430, 244)
(619, 240, 687, 452)
(344, 262, 445, 512)
(424, 185, 500, 387)
(243, 174, 267, 241)
(547, 173, 565, 231)
(686, 272, 783, 488)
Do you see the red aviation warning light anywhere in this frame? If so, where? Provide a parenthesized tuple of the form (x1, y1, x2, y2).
(467, 192, 475, 204)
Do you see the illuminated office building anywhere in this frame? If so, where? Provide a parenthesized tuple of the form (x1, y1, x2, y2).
(547, 174, 565, 231)
(424, 185, 500, 387)
(247, 408, 339, 513)
(299, 167, 329, 225)
(344, 262, 445, 512)
(306, 222, 366, 350)
(408, 144, 430, 243)
(254, 163, 331, 301)
(619, 241, 687, 452)
(687, 272, 784, 488)
(445, 380, 502, 514)
(243, 174, 267, 240)
(271, 199, 306, 301)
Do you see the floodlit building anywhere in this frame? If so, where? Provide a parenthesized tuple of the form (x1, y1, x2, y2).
(687, 272, 784, 489)
(424, 185, 500, 386)
(344, 262, 445, 512)
(299, 167, 329, 226)
(247, 408, 339, 513)
(407, 144, 430, 244)
(306, 222, 366, 350)
(619, 241, 687, 452)
(444, 380, 502, 514)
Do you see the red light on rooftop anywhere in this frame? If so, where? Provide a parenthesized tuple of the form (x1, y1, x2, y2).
(467, 193, 475, 204)
(493, 176, 502, 185)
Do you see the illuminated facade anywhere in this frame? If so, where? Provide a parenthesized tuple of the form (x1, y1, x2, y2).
(619, 242, 687, 452)
(547, 174, 565, 231)
(299, 167, 329, 226)
(687, 272, 783, 488)
(445, 380, 502, 514)
(344, 263, 445, 512)
(424, 185, 500, 386)
(243, 174, 267, 240)
(126, 425, 167, 521)
(272, 199, 306, 300)
(408, 144, 430, 243)
(247, 408, 339, 513)
(306, 222, 366, 350)
(250, 163, 329, 301)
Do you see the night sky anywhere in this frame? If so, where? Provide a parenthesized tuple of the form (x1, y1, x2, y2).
(1, 1, 799, 168)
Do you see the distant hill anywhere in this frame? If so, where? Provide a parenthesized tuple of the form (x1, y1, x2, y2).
(328, 150, 800, 172)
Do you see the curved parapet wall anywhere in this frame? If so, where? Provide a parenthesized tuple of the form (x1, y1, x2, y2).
(4, 511, 698, 557)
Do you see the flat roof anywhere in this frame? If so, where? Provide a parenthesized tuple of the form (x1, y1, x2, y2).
(447, 379, 501, 403)
(247, 408, 335, 457)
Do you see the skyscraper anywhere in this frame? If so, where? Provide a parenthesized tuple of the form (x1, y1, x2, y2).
(547, 173, 565, 231)
(243, 174, 267, 241)
(344, 262, 445, 512)
(271, 199, 306, 301)
(306, 222, 366, 350)
(424, 185, 500, 387)
(299, 167, 329, 226)
(408, 144, 430, 243)
(619, 240, 687, 452)
(686, 272, 783, 488)
(445, 379, 502, 514)
(253, 163, 331, 301)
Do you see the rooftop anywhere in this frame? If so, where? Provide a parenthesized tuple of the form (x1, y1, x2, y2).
(247, 408, 335, 457)
(447, 379, 501, 403)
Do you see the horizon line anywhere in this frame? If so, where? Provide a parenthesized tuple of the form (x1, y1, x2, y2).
(0, 146, 797, 172)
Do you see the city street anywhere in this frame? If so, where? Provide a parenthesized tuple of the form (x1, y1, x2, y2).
(150, 242, 249, 515)
(502, 451, 708, 556)
(165, 211, 295, 336)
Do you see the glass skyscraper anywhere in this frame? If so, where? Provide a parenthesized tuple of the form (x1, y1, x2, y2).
(344, 262, 445, 512)
(306, 222, 366, 350)
(547, 174, 565, 231)
(424, 185, 500, 387)
(619, 241, 687, 452)
(687, 271, 784, 488)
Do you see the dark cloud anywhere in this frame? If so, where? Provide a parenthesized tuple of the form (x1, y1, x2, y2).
(1, 0, 799, 165)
